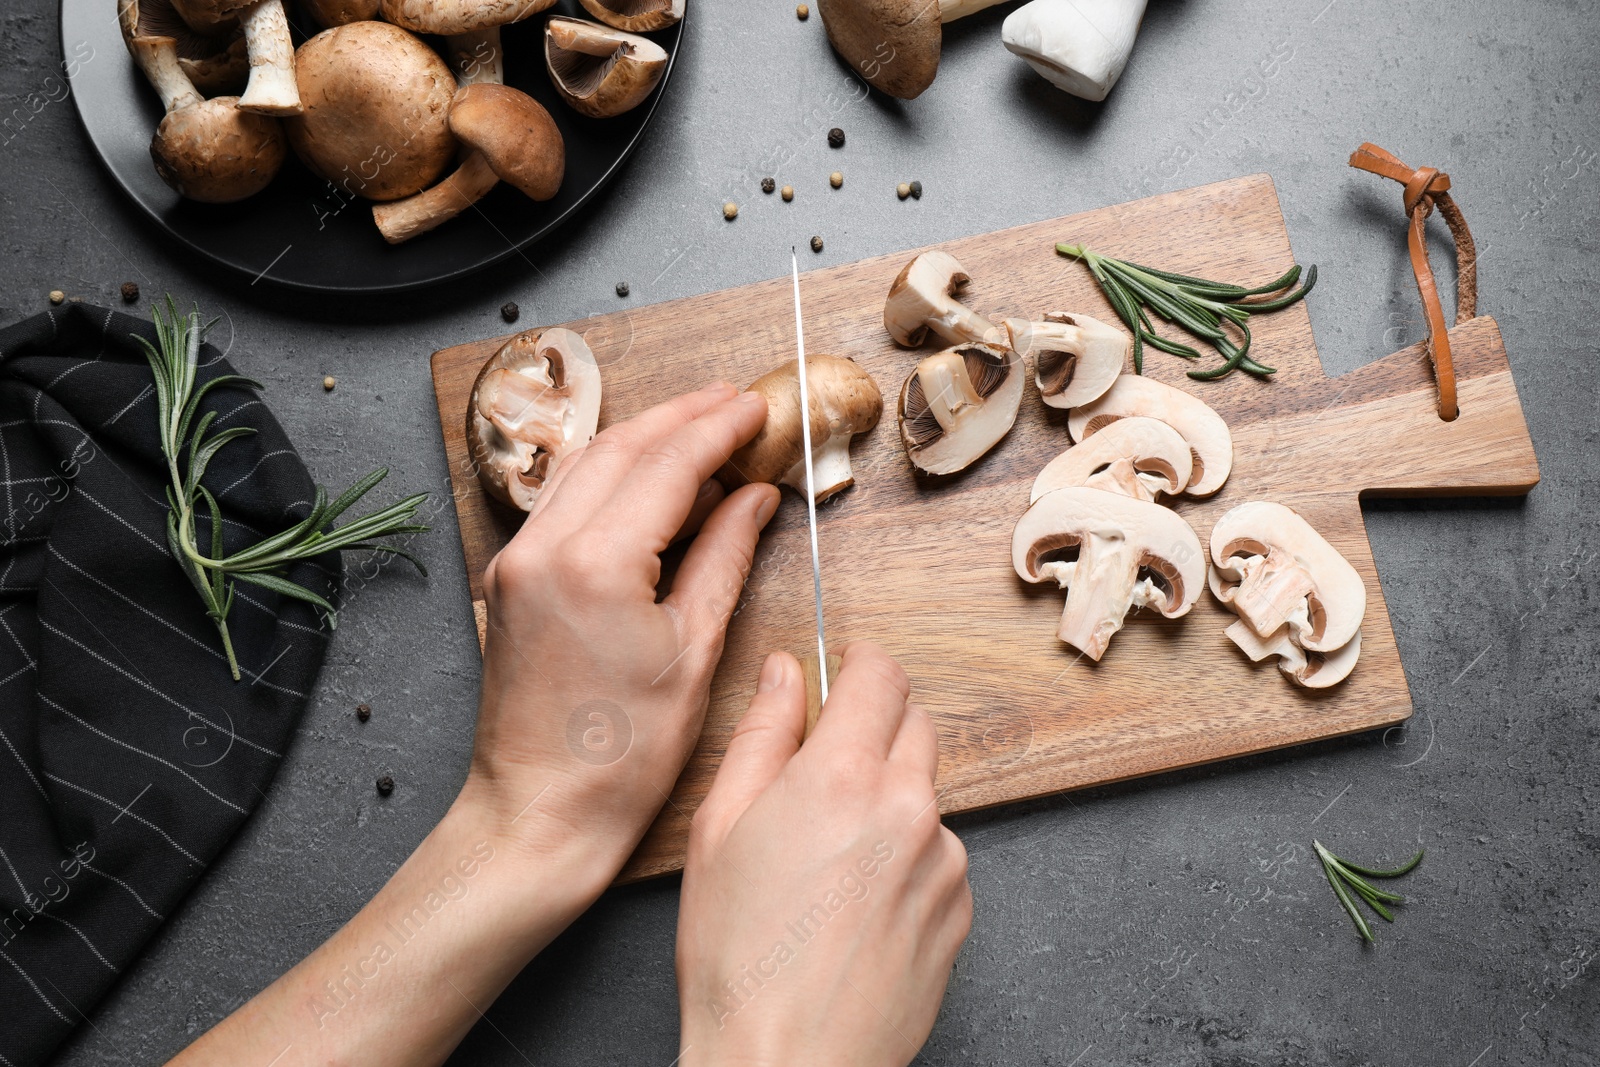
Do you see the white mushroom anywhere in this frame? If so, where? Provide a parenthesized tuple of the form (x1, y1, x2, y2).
(1003, 311, 1127, 409)
(1029, 415, 1191, 504)
(545, 17, 669, 119)
(884, 250, 999, 349)
(1225, 621, 1362, 690)
(898, 342, 1024, 475)
(1013, 486, 1205, 661)
(1001, 0, 1148, 102)
(1067, 373, 1233, 497)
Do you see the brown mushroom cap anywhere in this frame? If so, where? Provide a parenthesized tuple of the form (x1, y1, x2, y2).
(578, 0, 684, 32)
(467, 328, 602, 512)
(898, 342, 1022, 475)
(816, 0, 941, 99)
(718, 354, 882, 502)
(303, 0, 383, 27)
(545, 17, 669, 120)
(381, 0, 559, 36)
(286, 22, 457, 202)
(150, 95, 287, 202)
(122, 0, 249, 95)
(450, 83, 565, 200)
(169, 0, 244, 33)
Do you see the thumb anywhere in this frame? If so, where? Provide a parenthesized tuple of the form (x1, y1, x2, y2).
(695, 653, 805, 841)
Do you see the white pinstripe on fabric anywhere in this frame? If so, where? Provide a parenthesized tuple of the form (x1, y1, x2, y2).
(0, 949, 69, 1024)
(41, 775, 202, 866)
(80, 864, 163, 921)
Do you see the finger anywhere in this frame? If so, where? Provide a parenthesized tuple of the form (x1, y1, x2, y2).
(807, 641, 911, 760)
(887, 703, 940, 784)
(696, 652, 806, 836)
(589, 390, 768, 553)
(671, 479, 726, 546)
(663, 482, 779, 640)
(523, 443, 586, 522)
(532, 382, 739, 533)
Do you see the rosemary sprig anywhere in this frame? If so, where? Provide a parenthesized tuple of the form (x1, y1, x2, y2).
(1313, 840, 1423, 943)
(1055, 244, 1318, 381)
(136, 298, 429, 681)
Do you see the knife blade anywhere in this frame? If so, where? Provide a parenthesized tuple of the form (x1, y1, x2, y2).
(791, 249, 830, 706)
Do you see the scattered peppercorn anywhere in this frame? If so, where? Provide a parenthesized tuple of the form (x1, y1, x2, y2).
(828, 127, 845, 148)
(501, 301, 519, 323)
(829, 171, 843, 188)
(810, 235, 824, 253)
(897, 182, 911, 200)
(909, 180, 923, 199)
(48, 290, 65, 305)
(356, 703, 371, 722)
(616, 281, 630, 297)
(796, 3, 809, 18)
(761, 176, 776, 194)
(781, 185, 794, 201)
(376, 775, 394, 797)
(723, 201, 739, 220)
(323, 376, 336, 391)
(120, 282, 140, 303)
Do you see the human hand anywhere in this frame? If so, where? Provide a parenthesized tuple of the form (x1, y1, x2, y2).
(462, 382, 780, 886)
(676, 643, 973, 1067)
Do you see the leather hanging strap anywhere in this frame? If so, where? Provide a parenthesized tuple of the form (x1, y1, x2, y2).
(1349, 143, 1479, 421)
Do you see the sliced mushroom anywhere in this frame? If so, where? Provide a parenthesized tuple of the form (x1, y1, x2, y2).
(1029, 415, 1191, 504)
(1225, 620, 1361, 690)
(816, 0, 1012, 99)
(303, 0, 382, 27)
(171, 0, 302, 114)
(287, 22, 459, 202)
(579, 0, 685, 32)
(1067, 373, 1233, 497)
(1001, 0, 1148, 102)
(884, 251, 998, 349)
(373, 83, 565, 244)
(898, 343, 1023, 475)
(381, 0, 559, 36)
(467, 329, 602, 512)
(545, 17, 669, 119)
(1208, 501, 1366, 654)
(717, 355, 882, 502)
(1013, 486, 1205, 661)
(1004, 312, 1127, 409)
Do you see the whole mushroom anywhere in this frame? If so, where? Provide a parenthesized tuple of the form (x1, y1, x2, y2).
(1001, 0, 1148, 101)
(1003, 311, 1127, 409)
(898, 342, 1023, 475)
(303, 0, 382, 27)
(545, 16, 669, 119)
(1029, 415, 1191, 504)
(884, 250, 998, 349)
(817, 0, 1015, 99)
(1067, 373, 1234, 497)
(170, 0, 303, 115)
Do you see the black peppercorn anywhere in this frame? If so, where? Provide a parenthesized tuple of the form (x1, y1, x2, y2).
(501, 302, 519, 323)
(616, 281, 630, 297)
(810, 235, 824, 253)
(909, 180, 923, 199)
(828, 127, 845, 148)
(376, 775, 394, 797)
(761, 176, 776, 194)
(356, 703, 371, 722)
(120, 282, 140, 303)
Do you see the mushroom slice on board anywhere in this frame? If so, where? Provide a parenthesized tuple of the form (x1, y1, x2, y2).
(1002, 0, 1148, 102)
(171, 0, 302, 115)
(1013, 486, 1205, 661)
(898, 342, 1024, 475)
(1029, 415, 1191, 504)
(545, 17, 669, 119)
(468, 329, 602, 512)
(1225, 620, 1362, 690)
(884, 250, 999, 349)
(717, 355, 883, 503)
(374, 83, 565, 244)
(1067, 373, 1233, 497)
(381, 0, 559, 36)
(1004, 311, 1128, 409)
(286, 22, 459, 203)
(579, 0, 685, 32)
(1208, 500, 1366, 654)
(816, 0, 1012, 99)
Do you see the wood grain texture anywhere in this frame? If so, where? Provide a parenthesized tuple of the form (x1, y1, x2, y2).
(429, 174, 1540, 881)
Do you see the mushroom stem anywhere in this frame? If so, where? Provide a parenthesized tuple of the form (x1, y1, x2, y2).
(915, 351, 984, 432)
(446, 26, 504, 85)
(780, 430, 857, 502)
(1227, 549, 1317, 639)
(129, 38, 206, 113)
(938, 0, 1009, 19)
(372, 152, 499, 245)
(1049, 533, 1138, 661)
(237, 0, 303, 116)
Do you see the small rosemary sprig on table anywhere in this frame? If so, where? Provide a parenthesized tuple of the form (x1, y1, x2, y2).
(136, 298, 429, 681)
(1314, 840, 1423, 943)
(1055, 244, 1317, 381)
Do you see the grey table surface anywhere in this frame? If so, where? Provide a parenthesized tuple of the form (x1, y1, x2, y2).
(4, 0, 1597, 1064)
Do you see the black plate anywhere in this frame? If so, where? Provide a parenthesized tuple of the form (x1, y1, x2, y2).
(60, 1, 682, 294)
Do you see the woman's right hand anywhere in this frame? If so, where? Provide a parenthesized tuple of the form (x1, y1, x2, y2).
(675, 642, 973, 1067)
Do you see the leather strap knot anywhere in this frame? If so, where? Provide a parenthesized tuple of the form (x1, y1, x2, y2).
(1349, 143, 1478, 421)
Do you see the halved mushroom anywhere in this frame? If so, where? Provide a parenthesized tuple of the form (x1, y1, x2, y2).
(1225, 620, 1362, 690)
(1013, 486, 1205, 660)
(287, 22, 459, 202)
(170, 0, 302, 114)
(884, 251, 998, 349)
(381, 0, 559, 36)
(898, 342, 1023, 475)
(1029, 415, 1191, 504)
(468, 329, 602, 512)
(303, 0, 382, 27)
(373, 83, 565, 244)
(1067, 373, 1233, 497)
(1004, 312, 1127, 409)
(579, 0, 684, 32)
(717, 355, 882, 502)
(1208, 500, 1366, 654)
(545, 17, 669, 119)
(816, 0, 1012, 99)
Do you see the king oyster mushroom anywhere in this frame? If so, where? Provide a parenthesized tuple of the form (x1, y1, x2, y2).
(884, 250, 998, 349)
(1001, 0, 1149, 102)
(1013, 486, 1205, 661)
(898, 342, 1023, 476)
(170, 0, 302, 115)
(1067, 373, 1233, 497)
(1003, 312, 1127, 409)
(545, 16, 669, 119)
(468, 329, 602, 512)
(578, 0, 684, 32)
(1029, 415, 1192, 504)
(717, 355, 882, 502)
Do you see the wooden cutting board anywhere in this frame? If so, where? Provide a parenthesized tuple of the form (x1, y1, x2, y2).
(430, 174, 1539, 881)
